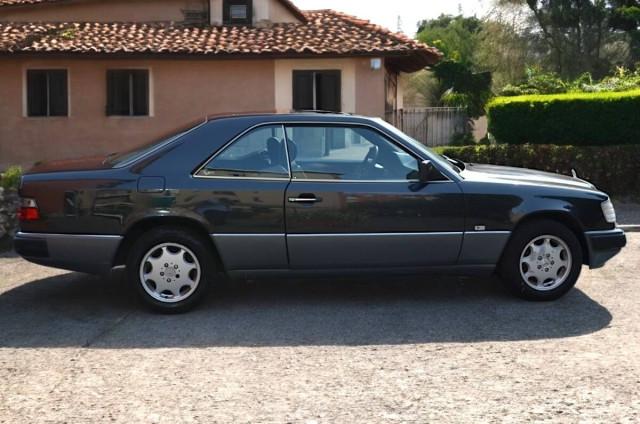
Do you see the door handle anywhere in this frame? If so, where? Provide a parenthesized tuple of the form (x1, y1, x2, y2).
(288, 194, 320, 204)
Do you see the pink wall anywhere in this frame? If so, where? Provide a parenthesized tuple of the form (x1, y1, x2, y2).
(0, 58, 276, 168)
(0, 0, 207, 22)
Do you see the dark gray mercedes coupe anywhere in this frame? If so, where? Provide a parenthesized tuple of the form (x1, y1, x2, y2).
(14, 113, 626, 312)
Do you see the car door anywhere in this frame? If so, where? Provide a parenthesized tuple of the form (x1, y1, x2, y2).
(284, 124, 465, 270)
(192, 124, 290, 271)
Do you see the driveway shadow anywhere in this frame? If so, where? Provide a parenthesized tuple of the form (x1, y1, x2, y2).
(0, 271, 612, 348)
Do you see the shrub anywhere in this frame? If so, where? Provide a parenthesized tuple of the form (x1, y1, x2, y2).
(0, 166, 22, 191)
(434, 144, 640, 195)
(498, 66, 640, 96)
(486, 90, 640, 145)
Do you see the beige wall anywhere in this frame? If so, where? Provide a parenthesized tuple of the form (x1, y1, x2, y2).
(0, 0, 207, 22)
(275, 57, 386, 117)
(0, 58, 275, 168)
(355, 58, 386, 118)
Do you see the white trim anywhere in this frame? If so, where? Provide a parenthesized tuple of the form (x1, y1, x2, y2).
(22, 66, 71, 118)
(275, 59, 356, 113)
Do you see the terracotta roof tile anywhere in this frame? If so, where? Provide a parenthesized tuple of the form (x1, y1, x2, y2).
(0, 10, 441, 70)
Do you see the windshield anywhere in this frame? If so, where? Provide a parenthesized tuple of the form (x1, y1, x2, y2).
(375, 118, 462, 174)
(105, 120, 205, 167)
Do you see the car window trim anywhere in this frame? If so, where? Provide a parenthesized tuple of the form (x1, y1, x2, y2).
(282, 122, 453, 184)
(193, 124, 291, 181)
(192, 121, 456, 183)
(115, 119, 208, 169)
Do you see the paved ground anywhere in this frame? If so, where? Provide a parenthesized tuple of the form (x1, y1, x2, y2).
(0, 235, 638, 423)
(614, 200, 640, 230)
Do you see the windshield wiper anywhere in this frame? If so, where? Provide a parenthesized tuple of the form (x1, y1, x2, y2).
(442, 155, 466, 172)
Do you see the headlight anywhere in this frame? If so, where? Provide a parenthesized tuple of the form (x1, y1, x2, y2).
(601, 199, 616, 224)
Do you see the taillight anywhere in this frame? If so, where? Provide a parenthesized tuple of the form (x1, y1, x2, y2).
(17, 198, 40, 221)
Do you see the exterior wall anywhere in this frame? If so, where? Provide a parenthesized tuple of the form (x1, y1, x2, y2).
(397, 72, 406, 110)
(210, 0, 300, 25)
(0, 57, 275, 168)
(355, 58, 386, 118)
(274, 57, 386, 117)
(0, 0, 207, 22)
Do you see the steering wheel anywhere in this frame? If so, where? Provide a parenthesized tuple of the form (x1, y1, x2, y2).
(363, 145, 379, 166)
(357, 145, 379, 178)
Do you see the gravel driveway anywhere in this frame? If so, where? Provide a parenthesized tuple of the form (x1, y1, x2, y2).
(0, 235, 638, 423)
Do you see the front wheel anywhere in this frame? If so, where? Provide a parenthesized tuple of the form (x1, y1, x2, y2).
(500, 220, 583, 301)
(126, 227, 215, 313)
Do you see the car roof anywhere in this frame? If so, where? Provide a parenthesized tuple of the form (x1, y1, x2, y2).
(206, 112, 380, 125)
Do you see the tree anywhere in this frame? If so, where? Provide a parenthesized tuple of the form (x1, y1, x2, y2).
(411, 15, 492, 118)
(417, 14, 482, 65)
(500, 0, 614, 78)
(609, 0, 640, 64)
(475, 2, 539, 89)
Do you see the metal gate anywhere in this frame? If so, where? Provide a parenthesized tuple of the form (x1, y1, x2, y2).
(385, 107, 468, 147)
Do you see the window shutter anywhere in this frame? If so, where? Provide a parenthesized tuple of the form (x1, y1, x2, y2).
(317, 71, 341, 112)
(107, 70, 132, 116)
(132, 70, 149, 116)
(48, 70, 68, 116)
(106, 70, 117, 116)
(223, 0, 230, 23)
(292, 71, 314, 111)
(27, 70, 47, 117)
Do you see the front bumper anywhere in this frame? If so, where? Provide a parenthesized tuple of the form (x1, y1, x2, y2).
(585, 228, 627, 269)
(14, 232, 122, 274)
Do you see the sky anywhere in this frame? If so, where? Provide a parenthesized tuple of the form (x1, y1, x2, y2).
(294, 0, 491, 36)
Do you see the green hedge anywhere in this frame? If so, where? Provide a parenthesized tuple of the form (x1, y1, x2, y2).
(487, 90, 640, 145)
(0, 166, 22, 191)
(435, 144, 640, 196)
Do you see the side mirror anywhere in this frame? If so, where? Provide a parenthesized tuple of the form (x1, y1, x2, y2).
(418, 160, 436, 183)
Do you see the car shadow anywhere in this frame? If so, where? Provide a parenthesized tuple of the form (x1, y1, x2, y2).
(0, 271, 612, 348)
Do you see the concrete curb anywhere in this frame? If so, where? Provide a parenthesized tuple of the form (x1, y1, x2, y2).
(619, 225, 640, 233)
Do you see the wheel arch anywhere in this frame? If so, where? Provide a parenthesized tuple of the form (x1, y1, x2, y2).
(506, 211, 590, 266)
(113, 216, 225, 271)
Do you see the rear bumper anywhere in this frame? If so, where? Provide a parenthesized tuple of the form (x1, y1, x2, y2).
(585, 228, 627, 269)
(14, 232, 122, 274)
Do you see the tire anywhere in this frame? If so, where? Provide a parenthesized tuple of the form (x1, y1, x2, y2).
(126, 226, 216, 313)
(500, 219, 583, 301)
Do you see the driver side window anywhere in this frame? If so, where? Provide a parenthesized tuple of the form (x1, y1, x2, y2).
(284, 125, 420, 181)
(198, 125, 289, 179)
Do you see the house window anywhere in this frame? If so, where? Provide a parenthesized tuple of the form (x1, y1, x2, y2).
(223, 0, 252, 25)
(292, 70, 341, 112)
(107, 70, 150, 116)
(26, 69, 68, 117)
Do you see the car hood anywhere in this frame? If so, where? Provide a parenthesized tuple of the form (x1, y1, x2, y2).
(25, 155, 112, 175)
(460, 163, 597, 191)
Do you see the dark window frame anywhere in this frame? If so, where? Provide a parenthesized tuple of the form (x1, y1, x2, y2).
(223, 0, 253, 25)
(283, 123, 423, 182)
(196, 124, 290, 180)
(106, 69, 150, 117)
(26, 69, 69, 117)
(292, 70, 342, 112)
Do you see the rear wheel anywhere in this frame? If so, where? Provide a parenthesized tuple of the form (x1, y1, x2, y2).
(127, 227, 215, 313)
(500, 220, 583, 301)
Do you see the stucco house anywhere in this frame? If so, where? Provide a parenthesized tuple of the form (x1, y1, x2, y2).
(0, 0, 440, 167)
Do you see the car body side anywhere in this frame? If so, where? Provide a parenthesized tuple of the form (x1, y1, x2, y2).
(14, 114, 625, 277)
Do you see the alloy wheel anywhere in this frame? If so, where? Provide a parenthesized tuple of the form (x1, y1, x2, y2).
(519, 235, 572, 291)
(139, 243, 201, 303)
